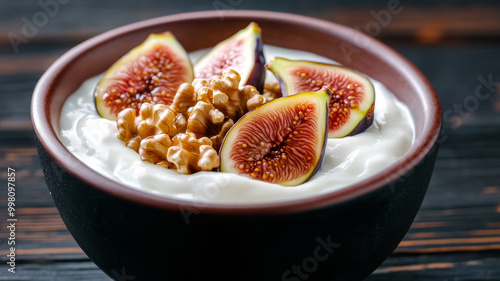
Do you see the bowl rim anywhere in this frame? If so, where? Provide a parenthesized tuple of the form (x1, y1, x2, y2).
(32, 10, 442, 215)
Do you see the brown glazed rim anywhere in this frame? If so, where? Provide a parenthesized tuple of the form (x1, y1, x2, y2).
(32, 10, 441, 215)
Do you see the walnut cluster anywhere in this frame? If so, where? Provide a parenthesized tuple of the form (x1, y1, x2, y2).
(116, 69, 267, 174)
(262, 82, 283, 102)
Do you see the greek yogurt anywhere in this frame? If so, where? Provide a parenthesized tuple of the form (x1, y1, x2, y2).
(59, 45, 415, 204)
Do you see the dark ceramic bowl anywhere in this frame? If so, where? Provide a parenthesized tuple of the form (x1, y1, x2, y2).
(32, 10, 441, 281)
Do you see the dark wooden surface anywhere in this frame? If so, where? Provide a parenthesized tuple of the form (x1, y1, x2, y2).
(1, 1, 500, 280)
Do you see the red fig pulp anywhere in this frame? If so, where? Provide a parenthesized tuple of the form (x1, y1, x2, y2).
(219, 89, 330, 186)
(267, 58, 375, 138)
(95, 32, 193, 120)
(194, 22, 265, 91)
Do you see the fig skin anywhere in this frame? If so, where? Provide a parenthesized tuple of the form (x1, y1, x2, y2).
(194, 22, 266, 92)
(266, 57, 375, 138)
(95, 32, 193, 120)
(247, 35, 266, 92)
(219, 89, 330, 186)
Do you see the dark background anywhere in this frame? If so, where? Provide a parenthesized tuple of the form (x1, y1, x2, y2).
(1, 0, 499, 280)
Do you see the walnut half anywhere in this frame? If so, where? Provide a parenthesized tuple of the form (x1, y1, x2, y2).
(209, 69, 265, 120)
(116, 69, 268, 175)
(137, 132, 219, 174)
(186, 101, 234, 151)
(138, 134, 174, 169)
(167, 133, 219, 174)
(262, 82, 283, 102)
(117, 103, 185, 152)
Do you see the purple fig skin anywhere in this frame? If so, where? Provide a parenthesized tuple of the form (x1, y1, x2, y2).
(94, 32, 193, 120)
(274, 75, 288, 98)
(194, 22, 265, 92)
(308, 88, 330, 180)
(218, 89, 330, 186)
(246, 36, 266, 93)
(275, 74, 371, 137)
(218, 89, 330, 179)
(267, 58, 375, 138)
(346, 104, 375, 136)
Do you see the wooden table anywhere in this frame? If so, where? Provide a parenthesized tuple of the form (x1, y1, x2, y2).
(1, 2, 499, 280)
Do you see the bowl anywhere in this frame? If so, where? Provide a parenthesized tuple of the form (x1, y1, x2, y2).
(32, 10, 441, 281)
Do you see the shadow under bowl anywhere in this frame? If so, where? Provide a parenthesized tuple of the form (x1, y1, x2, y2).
(32, 10, 442, 281)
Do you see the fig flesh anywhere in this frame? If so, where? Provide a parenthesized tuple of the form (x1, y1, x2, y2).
(219, 89, 330, 186)
(194, 22, 265, 91)
(95, 32, 193, 120)
(267, 58, 375, 138)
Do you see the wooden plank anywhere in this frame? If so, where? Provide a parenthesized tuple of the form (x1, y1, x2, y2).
(0, 147, 54, 208)
(1, 4, 500, 45)
(0, 190, 499, 260)
(367, 252, 500, 280)
(0, 6, 499, 279)
(0, 1, 499, 280)
(1, 252, 499, 280)
(0, 261, 108, 281)
(0, 54, 61, 75)
(1, 45, 499, 143)
(322, 6, 500, 44)
(0, 207, 85, 261)
(0, 39, 498, 256)
(0, 72, 42, 134)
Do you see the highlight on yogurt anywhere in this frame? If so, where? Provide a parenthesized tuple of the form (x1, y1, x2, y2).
(91, 22, 376, 186)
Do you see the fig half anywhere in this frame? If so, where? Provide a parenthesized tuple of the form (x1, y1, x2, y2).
(95, 32, 193, 120)
(267, 58, 375, 138)
(219, 89, 330, 186)
(194, 22, 265, 91)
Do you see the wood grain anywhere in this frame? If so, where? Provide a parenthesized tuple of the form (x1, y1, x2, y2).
(1, 4, 500, 47)
(1, 253, 499, 281)
(0, 1, 499, 279)
(368, 252, 500, 280)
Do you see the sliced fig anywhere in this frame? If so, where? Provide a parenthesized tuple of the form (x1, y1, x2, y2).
(194, 22, 265, 91)
(219, 89, 330, 186)
(266, 58, 375, 138)
(95, 32, 193, 120)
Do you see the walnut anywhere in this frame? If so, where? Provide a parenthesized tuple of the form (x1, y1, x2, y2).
(262, 82, 282, 102)
(137, 132, 218, 173)
(138, 134, 174, 169)
(241, 84, 265, 111)
(171, 83, 197, 113)
(116, 103, 185, 152)
(116, 69, 267, 175)
(209, 118, 234, 151)
(187, 101, 225, 134)
(209, 69, 265, 120)
(192, 79, 215, 104)
(116, 108, 142, 152)
(171, 69, 264, 150)
(137, 103, 185, 138)
(173, 113, 187, 133)
(167, 133, 219, 174)
(186, 101, 232, 150)
(172, 80, 214, 113)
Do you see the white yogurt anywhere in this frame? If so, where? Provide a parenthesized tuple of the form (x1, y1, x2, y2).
(59, 45, 414, 204)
